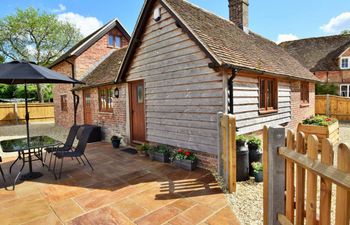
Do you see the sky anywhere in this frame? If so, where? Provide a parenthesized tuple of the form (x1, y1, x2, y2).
(0, 0, 349, 43)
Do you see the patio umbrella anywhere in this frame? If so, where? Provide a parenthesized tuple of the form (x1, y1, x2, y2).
(0, 60, 82, 179)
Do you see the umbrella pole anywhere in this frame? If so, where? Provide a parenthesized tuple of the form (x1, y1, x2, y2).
(24, 84, 33, 174)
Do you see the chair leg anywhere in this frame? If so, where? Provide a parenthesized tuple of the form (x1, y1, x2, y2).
(83, 154, 94, 171)
(76, 157, 81, 164)
(79, 156, 86, 166)
(0, 165, 6, 184)
(59, 158, 64, 179)
(53, 155, 58, 180)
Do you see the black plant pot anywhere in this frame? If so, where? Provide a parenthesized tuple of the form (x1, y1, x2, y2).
(254, 171, 263, 182)
(249, 149, 262, 176)
(111, 139, 121, 148)
(149, 152, 170, 163)
(236, 150, 249, 181)
(236, 142, 248, 152)
(174, 159, 197, 171)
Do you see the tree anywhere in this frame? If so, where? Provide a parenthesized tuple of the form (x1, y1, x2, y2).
(0, 7, 82, 102)
(341, 30, 350, 35)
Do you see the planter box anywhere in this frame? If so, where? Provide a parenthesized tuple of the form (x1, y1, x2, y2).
(173, 159, 197, 171)
(297, 121, 339, 148)
(149, 152, 170, 163)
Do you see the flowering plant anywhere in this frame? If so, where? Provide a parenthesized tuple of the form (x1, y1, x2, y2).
(171, 149, 197, 162)
(302, 115, 337, 127)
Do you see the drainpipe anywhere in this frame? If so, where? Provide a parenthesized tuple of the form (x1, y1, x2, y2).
(65, 59, 79, 125)
(228, 68, 238, 114)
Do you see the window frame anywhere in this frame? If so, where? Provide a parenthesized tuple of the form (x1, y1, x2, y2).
(340, 84, 350, 98)
(300, 81, 310, 105)
(98, 86, 114, 113)
(340, 57, 350, 69)
(60, 95, 68, 112)
(107, 33, 122, 48)
(258, 77, 278, 114)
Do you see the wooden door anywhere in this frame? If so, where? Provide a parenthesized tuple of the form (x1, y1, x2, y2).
(83, 90, 93, 124)
(130, 80, 145, 143)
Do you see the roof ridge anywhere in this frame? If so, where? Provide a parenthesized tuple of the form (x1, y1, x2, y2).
(280, 33, 350, 45)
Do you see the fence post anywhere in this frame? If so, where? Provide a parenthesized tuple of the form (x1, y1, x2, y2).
(326, 94, 330, 117)
(267, 127, 286, 225)
(217, 112, 224, 176)
(14, 103, 19, 125)
(228, 115, 236, 192)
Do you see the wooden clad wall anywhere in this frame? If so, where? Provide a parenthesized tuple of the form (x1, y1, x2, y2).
(233, 75, 291, 134)
(126, 3, 223, 154)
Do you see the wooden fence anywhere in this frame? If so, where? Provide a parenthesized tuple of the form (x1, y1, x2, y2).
(263, 126, 350, 225)
(316, 95, 350, 121)
(0, 103, 54, 125)
(217, 112, 236, 193)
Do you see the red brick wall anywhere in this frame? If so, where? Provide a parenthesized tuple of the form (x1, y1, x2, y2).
(52, 26, 129, 130)
(315, 70, 350, 84)
(287, 81, 315, 130)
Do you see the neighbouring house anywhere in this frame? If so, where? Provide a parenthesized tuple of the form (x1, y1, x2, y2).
(113, 0, 318, 168)
(50, 18, 130, 139)
(280, 34, 350, 97)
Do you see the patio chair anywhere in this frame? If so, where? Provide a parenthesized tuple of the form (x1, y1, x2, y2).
(0, 156, 6, 186)
(52, 126, 94, 179)
(44, 125, 81, 169)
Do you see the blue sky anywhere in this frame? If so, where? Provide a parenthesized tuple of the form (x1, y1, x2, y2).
(0, 0, 349, 43)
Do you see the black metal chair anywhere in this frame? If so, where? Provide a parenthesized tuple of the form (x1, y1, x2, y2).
(53, 126, 94, 179)
(44, 125, 81, 169)
(0, 156, 7, 186)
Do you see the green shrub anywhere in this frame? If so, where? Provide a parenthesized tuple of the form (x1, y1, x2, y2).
(136, 143, 151, 153)
(302, 115, 337, 126)
(247, 136, 262, 149)
(316, 83, 338, 95)
(251, 162, 263, 173)
(236, 134, 247, 146)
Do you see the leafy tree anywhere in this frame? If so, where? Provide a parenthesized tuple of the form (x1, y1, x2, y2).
(0, 7, 82, 102)
(341, 30, 350, 35)
(316, 83, 338, 95)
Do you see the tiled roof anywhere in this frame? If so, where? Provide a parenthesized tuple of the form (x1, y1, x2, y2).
(279, 34, 350, 71)
(75, 47, 127, 89)
(161, 0, 318, 81)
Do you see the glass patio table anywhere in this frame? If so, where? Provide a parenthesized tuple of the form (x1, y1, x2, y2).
(0, 136, 62, 187)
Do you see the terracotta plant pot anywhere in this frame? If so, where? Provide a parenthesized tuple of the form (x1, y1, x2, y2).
(174, 159, 197, 171)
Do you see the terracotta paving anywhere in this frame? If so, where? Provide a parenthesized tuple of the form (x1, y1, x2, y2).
(0, 142, 240, 225)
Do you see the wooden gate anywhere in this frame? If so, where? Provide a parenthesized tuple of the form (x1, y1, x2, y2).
(217, 113, 236, 193)
(263, 126, 350, 225)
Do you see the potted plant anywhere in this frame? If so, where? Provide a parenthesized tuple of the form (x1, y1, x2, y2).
(236, 135, 248, 151)
(136, 143, 151, 156)
(247, 136, 262, 176)
(298, 115, 339, 147)
(252, 162, 263, 182)
(111, 136, 122, 148)
(148, 144, 171, 163)
(171, 149, 197, 171)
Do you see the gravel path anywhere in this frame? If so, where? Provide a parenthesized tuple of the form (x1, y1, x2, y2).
(227, 122, 350, 225)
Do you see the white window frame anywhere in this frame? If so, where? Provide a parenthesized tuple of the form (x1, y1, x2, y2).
(340, 84, 350, 98)
(340, 57, 350, 69)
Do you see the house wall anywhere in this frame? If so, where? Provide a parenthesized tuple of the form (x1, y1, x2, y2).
(52, 27, 129, 128)
(124, 2, 224, 167)
(315, 70, 350, 84)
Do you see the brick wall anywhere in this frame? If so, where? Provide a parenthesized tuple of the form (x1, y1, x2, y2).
(287, 81, 315, 130)
(315, 70, 350, 84)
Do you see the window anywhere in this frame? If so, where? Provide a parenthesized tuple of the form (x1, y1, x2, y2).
(137, 84, 144, 103)
(60, 95, 67, 112)
(301, 82, 309, 104)
(340, 84, 350, 98)
(259, 77, 278, 113)
(108, 34, 121, 48)
(99, 87, 114, 112)
(340, 57, 350, 69)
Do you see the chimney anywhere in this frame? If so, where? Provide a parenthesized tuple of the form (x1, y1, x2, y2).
(229, 0, 249, 29)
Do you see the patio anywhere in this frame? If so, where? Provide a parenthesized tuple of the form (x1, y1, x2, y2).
(0, 142, 240, 225)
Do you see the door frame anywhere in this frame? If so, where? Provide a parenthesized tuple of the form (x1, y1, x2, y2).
(128, 80, 146, 144)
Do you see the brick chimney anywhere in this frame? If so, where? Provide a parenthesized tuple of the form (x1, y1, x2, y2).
(229, 0, 249, 29)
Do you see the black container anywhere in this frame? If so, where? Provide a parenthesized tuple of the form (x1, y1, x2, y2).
(111, 139, 121, 148)
(77, 125, 102, 143)
(236, 150, 249, 181)
(249, 150, 262, 176)
(149, 152, 170, 163)
(254, 171, 263, 182)
(236, 142, 248, 152)
(174, 159, 197, 171)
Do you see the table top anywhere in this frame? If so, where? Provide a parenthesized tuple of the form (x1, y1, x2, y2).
(0, 136, 62, 153)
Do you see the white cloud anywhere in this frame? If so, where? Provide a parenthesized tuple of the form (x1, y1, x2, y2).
(57, 12, 103, 37)
(321, 12, 350, 34)
(276, 34, 299, 44)
(52, 4, 66, 13)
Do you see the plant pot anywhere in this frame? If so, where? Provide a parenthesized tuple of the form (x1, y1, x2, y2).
(149, 152, 170, 163)
(174, 159, 197, 171)
(254, 171, 263, 182)
(249, 149, 262, 176)
(236, 150, 249, 181)
(236, 142, 248, 152)
(111, 139, 121, 148)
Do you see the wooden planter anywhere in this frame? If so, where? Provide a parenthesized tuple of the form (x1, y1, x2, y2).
(297, 121, 339, 148)
(149, 152, 170, 163)
(173, 159, 197, 171)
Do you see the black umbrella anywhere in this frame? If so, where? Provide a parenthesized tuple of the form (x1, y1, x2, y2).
(0, 60, 82, 179)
